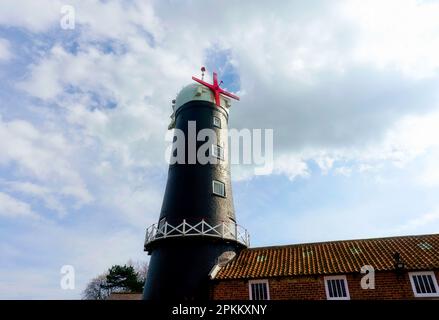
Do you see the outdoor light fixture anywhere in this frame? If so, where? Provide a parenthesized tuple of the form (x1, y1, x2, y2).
(393, 252, 405, 277)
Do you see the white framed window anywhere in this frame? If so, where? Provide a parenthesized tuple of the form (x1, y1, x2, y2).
(213, 116, 221, 128)
(249, 280, 270, 300)
(409, 271, 439, 298)
(324, 275, 350, 300)
(212, 145, 224, 160)
(212, 180, 225, 197)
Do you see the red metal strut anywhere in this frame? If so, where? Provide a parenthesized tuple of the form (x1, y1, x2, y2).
(192, 70, 240, 107)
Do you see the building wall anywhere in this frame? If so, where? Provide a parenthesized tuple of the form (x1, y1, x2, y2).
(211, 270, 439, 300)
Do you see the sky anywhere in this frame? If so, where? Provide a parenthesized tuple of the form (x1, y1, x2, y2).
(1, 0, 439, 299)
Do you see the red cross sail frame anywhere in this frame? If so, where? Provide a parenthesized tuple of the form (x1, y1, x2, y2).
(192, 72, 240, 107)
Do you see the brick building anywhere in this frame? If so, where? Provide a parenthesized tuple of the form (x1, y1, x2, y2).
(210, 233, 439, 300)
(107, 293, 142, 300)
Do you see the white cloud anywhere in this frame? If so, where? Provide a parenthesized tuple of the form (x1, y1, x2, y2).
(5, 0, 439, 204)
(418, 166, 439, 188)
(392, 208, 439, 234)
(16, 42, 194, 171)
(344, 0, 439, 79)
(90, 160, 162, 227)
(0, 0, 63, 32)
(14, 0, 439, 183)
(73, 0, 163, 42)
(17, 52, 63, 100)
(315, 155, 335, 175)
(274, 108, 439, 179)
(153, 0, 439, 180)
(0, 116, 93, 209)
(334, 166, 352, 177)
(0, 180, 66, 215)
(274, 154, 310, 181)
(415, 148, 439, 188)
(0, 38, 11, 61)
(0, 192, 37, 218)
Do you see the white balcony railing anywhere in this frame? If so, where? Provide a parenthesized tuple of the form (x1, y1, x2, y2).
(144, 219, 250, 249)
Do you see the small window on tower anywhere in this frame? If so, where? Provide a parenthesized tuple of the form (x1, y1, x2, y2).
(212, 145, 224, 160)
(249, 280, 270, 300)
(324, 276, 350, 300)
(213, 116, 221, 128)
(212, 180, 225, 197)
(409, 271, 439, 297)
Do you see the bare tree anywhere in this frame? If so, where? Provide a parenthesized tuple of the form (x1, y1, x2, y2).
(129, 260, 148, 283)
(82, 274, 110, 300)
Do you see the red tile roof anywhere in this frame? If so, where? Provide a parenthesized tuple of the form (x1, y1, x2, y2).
(107, 293, 142, 300)
(214, 234, 439, 280)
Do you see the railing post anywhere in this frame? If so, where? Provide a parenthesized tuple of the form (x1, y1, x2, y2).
(164, 221, 168, 238)
(183, 219, 186, 235)
(221, 222, 225, 238)
(201, 219, 204, 234)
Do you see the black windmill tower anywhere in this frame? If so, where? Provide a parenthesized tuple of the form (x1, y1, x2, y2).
(142, 68, 250, 300)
